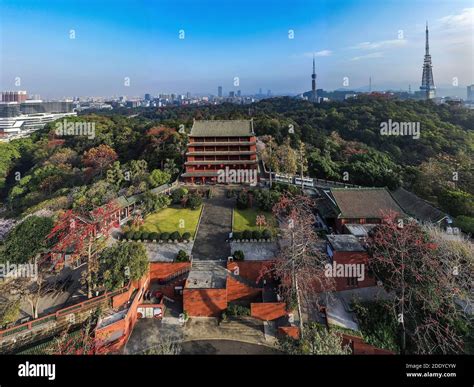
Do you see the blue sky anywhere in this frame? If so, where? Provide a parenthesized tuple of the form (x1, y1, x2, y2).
(0, 0, 472, 98)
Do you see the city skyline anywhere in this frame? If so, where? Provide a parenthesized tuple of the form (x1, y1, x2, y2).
(0, 0, 473, 98)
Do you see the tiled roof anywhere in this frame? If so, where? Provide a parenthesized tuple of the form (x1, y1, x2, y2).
(181, 171, 220, 177)
(330, 187, 404, 219)
(190, 141, 256, 146)
(327, 234, 366, 252)
(186, 151, 256, 156)
(190, 120, 254, 137)
(185, 160, 257, 165)
(390, 187, 449, 223)
(344, 224, 378, 238)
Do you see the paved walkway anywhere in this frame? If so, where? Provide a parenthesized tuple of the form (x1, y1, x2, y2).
(191, 187, 232, 260)
(182, 339, 279, 355)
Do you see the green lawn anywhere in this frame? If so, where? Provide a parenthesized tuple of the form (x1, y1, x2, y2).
(233, 208, 277, 233)
(141, 205, 202, 237)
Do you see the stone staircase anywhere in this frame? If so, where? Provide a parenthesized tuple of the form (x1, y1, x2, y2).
(218, 316, 265, 341)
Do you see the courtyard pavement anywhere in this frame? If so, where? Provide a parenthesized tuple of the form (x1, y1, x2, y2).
(191, 187, 232, 260)
(145, 241, 194, 262)
(230, 241, 279, 260)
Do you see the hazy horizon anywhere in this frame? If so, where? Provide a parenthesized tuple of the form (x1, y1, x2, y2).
(0, 0, 473, 99)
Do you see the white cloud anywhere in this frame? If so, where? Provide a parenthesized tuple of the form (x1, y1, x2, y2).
(351, 52, 384, 61)
(302, 50, 333, 58)
(315, 50, 333, 57)
(351, 39, 407, 50)
(438, 7, 474, 29)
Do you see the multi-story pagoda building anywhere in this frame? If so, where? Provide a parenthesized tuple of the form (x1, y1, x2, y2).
(182, 119, 258, 184)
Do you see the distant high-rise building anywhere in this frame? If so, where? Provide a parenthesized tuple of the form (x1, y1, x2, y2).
(229, 91, 235, 98)
(309, 55, 318, 103)
(420, 22, 436, 99)
(144, 93, 151, 101)
(218, 86, 223, 97)
(259, 88, 262, 95)
(1, 91, 28, 103)
(186, 92, 191, 99)
(467, 85, 474, 102)
(237, 90, 241, 97)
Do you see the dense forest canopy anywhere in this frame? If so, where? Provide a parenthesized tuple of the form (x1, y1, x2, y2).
(0, 96, 472, 231)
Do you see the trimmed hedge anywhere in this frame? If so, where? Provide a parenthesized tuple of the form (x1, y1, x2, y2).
(242, 230, 252, 240)
(182, 232, 191, 241)
(262, 229, 272, 240)
(252, 230, 262, 240)
(170, 231, 181, 241)
(160, 232, 170, 241)
(150, 232, 160, 241)
(227, 304, 250, 317)
(233, 250, 245, 261)
(176, 249, 190, 262)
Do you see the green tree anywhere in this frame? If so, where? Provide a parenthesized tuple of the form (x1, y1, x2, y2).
(1, 216, 54, 264)
(279, 323, 352, 355)
(0, 300, 21, 326)
(187, 193, 202, 210)
(148, 169, 171, 188)
(100, 242, 149, 291)
(142, 191, 171, 213)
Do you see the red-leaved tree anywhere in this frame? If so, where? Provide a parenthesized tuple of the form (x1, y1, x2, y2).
(48, 202, 118, 298)
(262, 193, 334, 336)
(367, 212, 470, 354)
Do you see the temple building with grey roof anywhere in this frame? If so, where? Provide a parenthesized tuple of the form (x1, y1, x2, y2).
(182, 119, 258, 184)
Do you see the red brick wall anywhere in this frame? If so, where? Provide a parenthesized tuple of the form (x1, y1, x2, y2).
(251, 303, 287, 321)
(332, 251, 376, 291)
(183, 288, 227, 317)
(227, 261, 272, 284)
(112, 285, 135, 309)
(278, 326, 300, 339)
(149, 262, 190, 281)
(342, 334, 394, 355)
(226, 276, 262, 303)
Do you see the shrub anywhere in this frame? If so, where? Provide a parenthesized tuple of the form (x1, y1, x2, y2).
(160, 232, 170, 241)
(171, 187, 188, 204)
(141, 232, 150, 241)
(454, 215, 474, 235)
(262, 229, 272, 240)
(150, 232, 160, 241)
(233, 250, 245, 261)
(133, 231, 142, 240)
(236, 191, 249, 209)
(227, 304, 250, 317)
(176, 249, 190, 262)
(242, 230, 252, 240)
(187, 193, 202, 210)
(125, 231, 135, 240)
(252, 230, 262, 240)
(233, 231, 242, 240)
(256, 189, 281, 212)
(170, 231, 181, 241)
(182, 232, 191, 241)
